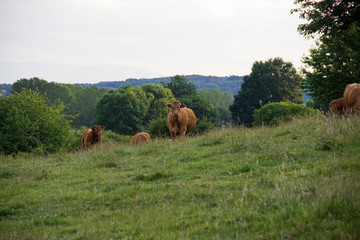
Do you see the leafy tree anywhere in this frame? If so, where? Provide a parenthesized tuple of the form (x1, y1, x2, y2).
(253, 102, 319, 127)
(12, 78, 76, 110)
(180, 94, 219, 123)
(141, 84, 175, 125)
(95, 85, 153, 135)
(199, 88, 233, 122)
(292, 0, 360, 107)
(0, 89, 72, 155)
(161, 75, 197, 98)
(71, 86, 109, 128)
(230, 58, 303, 126)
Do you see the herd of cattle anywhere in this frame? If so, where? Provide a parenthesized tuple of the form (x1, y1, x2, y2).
(82, 83, 360, 150)
(329, 83, 360, 115)
(81, 100, 197, 150)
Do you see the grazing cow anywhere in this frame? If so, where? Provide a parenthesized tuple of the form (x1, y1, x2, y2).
(343, 83, 360, 114)
(328, 98, 345, 115)
(166, 101, 196, 140)
(82, 125, 105, 150)
(131, 132, 151, 146)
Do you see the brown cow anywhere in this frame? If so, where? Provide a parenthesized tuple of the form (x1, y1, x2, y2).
(328, 98, 345, 115)
(82, 125, 105, 150)
(131, 132, 151, 146)
(166, 101, 196, 140)
(343, 83, 360, 114)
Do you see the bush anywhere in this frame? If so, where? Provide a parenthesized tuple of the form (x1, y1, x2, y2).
(0, 89, 72, 155)
(103, 130, 132, 144)
(253, 102, 320, 127)
(193, 119, 215, 135)
(148, 117, 170, 138)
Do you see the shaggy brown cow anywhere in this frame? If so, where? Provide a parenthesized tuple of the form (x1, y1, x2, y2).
(166, 101, 196, 140)
(344, 83, 360, 114)
(82, 125, 105, 150)
(131, 132, 151, 146)
(329, 98, 345, 115)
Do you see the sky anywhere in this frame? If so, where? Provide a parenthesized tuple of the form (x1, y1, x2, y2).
(0, 0, 315, 84)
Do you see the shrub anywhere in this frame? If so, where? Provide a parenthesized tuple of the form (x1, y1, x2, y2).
(103, 130, 132, 144)
(0, 89, 72, 155)
(253, 102, 320, 127)
(193, 119, 215, 135)
(147, 117, 170, 138)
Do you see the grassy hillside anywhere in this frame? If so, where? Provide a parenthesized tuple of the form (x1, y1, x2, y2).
(1, 116, 360, 239)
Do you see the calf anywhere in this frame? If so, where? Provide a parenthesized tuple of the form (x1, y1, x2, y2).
(131, 132, 152, 146)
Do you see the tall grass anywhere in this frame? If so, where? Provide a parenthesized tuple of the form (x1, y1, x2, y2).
(1, 115, 359, 239)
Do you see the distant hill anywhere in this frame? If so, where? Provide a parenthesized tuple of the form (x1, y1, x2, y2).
(0, 84, 12, 96)
(74, 75, 244, 95)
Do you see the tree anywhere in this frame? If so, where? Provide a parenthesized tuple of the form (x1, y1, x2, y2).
(141, 84, 175, 125)
(12, 78, 76, 111)
(95, 85, 153, 135)
(161, 75, 197, 98)
(292, 0, 360, 108)
(199, 88, 233, 122)
(71, 86, 109, 128)
(230, 58, 303, 126)
(0, 89, 72, 155)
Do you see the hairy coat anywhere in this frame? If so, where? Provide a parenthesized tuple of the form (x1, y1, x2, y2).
(343, 83, 360, 114)
(82, 125, 105, 150)
(329, 98, 345, 115)
(166, 101, 196, 140)
(131, 132, 151, 145)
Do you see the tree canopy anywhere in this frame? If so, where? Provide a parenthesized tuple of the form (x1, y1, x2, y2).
(292, 0, 360, 108)
(230, 58, 303, 126)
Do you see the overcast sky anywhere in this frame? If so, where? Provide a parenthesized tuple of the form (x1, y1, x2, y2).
(0, 0, 314, 84)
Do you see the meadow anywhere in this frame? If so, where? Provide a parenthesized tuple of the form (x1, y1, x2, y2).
(1, 116, 360, 239)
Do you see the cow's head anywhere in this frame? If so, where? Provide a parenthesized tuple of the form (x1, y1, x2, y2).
(167, 101, 186, 119)
(91, 125, 105, 136)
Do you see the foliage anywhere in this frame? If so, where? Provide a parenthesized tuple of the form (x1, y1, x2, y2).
(199, 88, 233, 122)
(1, 116, 360, 239)
(147, 117, 170, 138)
(95, 85, 153, 135)
(0, 89, 72, 155)
(141, 84, 175, 125)
(76, 74, 244, 95)
(192, 119, 215, 135)
(70, 86, 109, 128)
(10, 78, 109, 128)
(179, 94, 219, 123)
(292, 0, 360, 107)
(252, 102, 320, 126)
(161, 75, 197, 98)
(12, 78, 76, 111)
(230, 57, 304, 126)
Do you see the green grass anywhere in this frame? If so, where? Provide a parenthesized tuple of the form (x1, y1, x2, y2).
(1, 116, 360, 239)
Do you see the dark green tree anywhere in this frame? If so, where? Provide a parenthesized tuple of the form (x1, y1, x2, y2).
(95, 85, 153, 135)
(0, 89, 72, 155)
(292, 0, 360, 108)
(161, 75, 197, 98)
(230, 58, 303, 126)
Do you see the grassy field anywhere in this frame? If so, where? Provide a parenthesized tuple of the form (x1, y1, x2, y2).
(1, 116, 360, 239)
